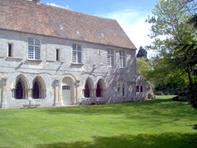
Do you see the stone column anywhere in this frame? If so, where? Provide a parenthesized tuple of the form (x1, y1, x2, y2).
(54, 80, 62, 106)
(54, 85, 58, 105)
(0, 79, 2, 108)
(74, 80, 80, 104)
(59, 83, 63, 106)
(59, 80, 64, 106)
(1, 78, 7, 108)
(91, 89, 96, 97)
(28, 89, 32, 99)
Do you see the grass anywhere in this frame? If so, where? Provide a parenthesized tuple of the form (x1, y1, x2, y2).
(0, 96, 196, 148)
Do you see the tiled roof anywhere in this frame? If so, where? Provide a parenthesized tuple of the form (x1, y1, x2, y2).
(0, 0, 136, 49)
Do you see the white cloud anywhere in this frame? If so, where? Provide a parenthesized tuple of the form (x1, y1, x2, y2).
(97, 9, 153, 52)
(46, 3, 70, 10)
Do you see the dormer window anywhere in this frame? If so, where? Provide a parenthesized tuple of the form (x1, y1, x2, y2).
(72, 44, 82, 64)
(28, 38, 41, 60)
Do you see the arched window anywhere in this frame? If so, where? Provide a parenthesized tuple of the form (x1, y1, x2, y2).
(136, 86, 140, 92)
(96, 82, 102, 97)
(84, 78, 94, 98)
(140, 86, 143, 92)
(84, 83, 90, 98)
(96, 79, 105, 97)
(14, 76, 28, 99)
(32, 77, 46, 99)
(117, 82, 121, 96)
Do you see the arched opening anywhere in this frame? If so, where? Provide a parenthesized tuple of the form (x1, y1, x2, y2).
(32, 76, 46, 99)
(14, 75, 28, 99)
(62, 76, 75, 105)
(96, 79, 105, 97)
(84, 78, 94, 98)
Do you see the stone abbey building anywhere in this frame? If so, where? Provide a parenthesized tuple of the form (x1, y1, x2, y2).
(0, 0, 140, 108)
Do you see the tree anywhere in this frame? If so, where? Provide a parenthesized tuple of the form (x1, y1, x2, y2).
(147, 0, 197, 107)
(149, 56, 188, 95)
(136, 58, 151, 78)
(136, 46, 148, 58)
(189, 14, 197, 28)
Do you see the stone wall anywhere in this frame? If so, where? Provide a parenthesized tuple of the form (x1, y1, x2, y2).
(136, 75, 154, 100)
(0, 29, 137, 108)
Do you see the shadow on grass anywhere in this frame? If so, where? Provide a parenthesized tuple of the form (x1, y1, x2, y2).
(193, 124, 197, 130)
(36, 133, 197, 148)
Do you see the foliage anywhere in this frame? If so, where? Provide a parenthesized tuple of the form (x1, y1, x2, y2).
(136, 46, 148, 58)
(136, 56, 188, 95)
(189, 14, 197, 28)
(147, 0, 197, 106)
(150, 56, 188, 94)
(136, 57, 151, 79)
(0, 96, 197, 148)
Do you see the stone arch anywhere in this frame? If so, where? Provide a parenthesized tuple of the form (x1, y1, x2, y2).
(14, 75, 28, 99)
(63, 73, 77, 82)
(96, 79, 106, 97)
(136, 76, 144, 93)
(84, 77, 94, 98)
(62, 76, 76, 105)
(32, 76, 46, 99)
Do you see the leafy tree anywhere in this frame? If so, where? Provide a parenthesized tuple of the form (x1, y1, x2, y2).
(136, 46, 148, 58)
(189, 14, 197, 28)
(136, 58, 151, 79)
(147, 0, 197, 107)
(149, 56, 188, 95)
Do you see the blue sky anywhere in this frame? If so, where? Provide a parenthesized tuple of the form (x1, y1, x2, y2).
(42, 0, 158, 49)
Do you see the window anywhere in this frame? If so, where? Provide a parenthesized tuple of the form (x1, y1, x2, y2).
(7, 43, 13, 57)
(56, 49, 60, 61)
(107, 49, 115, 66)
(84, 78, 93, 98)
(136, 86, 139, 92)
(32, 77, 46, 99)
(14, 76, 28, 99)
(117, 86, 120, 95)
(119, 51, 126, 68)
(28, 38, 41, 60)
(117, 82, 121, 96)
(98, 49, 101, 56)
(140, 86, 143, 92)
(72, 44, 82, 64)
(122, 83, 125, 97)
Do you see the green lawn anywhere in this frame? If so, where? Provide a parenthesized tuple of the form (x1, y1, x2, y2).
(0, 96, 197, 148)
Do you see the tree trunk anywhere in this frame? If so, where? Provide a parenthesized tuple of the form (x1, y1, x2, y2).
(186, 68, 197, 108)
(187, 69, 193, 86)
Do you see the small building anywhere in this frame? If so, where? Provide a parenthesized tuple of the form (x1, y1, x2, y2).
(0, 0, 138, 108)
(136, 75, 154, 100)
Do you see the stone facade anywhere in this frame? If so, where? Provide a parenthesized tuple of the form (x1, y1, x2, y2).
(0, 29, 137, 108)
(136, 75, 155, 100)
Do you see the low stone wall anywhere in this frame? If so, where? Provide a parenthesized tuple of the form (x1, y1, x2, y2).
(80, 97, 134, 105)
